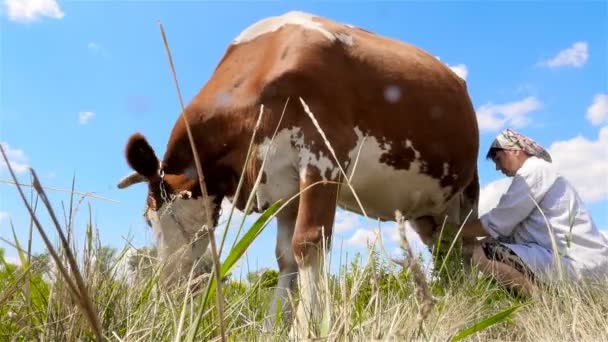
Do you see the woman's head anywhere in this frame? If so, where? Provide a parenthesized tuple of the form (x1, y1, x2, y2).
(488, 148, 530, 176)
(486, 129, 552, 176)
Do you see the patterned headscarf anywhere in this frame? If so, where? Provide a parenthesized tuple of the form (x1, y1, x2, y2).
(486, 128, 552, 163)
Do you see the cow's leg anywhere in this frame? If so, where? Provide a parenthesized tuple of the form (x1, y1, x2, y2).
(290, 168, 338, 339)
(265, 199, 299, 329)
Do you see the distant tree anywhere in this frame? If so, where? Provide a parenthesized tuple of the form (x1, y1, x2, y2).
(127, 246, 157, 277)
(95, 245, 117, 275)
(125, 245, 216, 282)
(247, 268, 279, 289)
(30, 252, 51, 274)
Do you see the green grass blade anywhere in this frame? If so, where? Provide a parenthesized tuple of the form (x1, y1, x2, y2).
(11, 221, 29, 270)
(451, 303, 526, 341)
(187, 199, 282, 341)
(220, 200, 282, 278)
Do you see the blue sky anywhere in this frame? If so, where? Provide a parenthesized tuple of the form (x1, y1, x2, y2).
(1, 1, 607, 275)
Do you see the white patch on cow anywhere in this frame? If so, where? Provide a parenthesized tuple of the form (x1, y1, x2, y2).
(257, 127, 340, 207)
(146, 196, 215, 278)
(266, 215, 298, 327)
(384, 85, 401, 103)
(334, 32, 354, 46)
(292, 251, 323, 339)
(405, 139, 421, 159)
(233, 11, 337, 45)
(256, 129, 301, 209)
(338, 127, 451, 220)
(292, 131, 339, 181)
(443, 162, 450, 177)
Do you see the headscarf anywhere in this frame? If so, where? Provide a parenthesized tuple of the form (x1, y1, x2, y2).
(486, 128, 552, 163)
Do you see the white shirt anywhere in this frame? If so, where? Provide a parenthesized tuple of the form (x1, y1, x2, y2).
(480, 156, 608, 283)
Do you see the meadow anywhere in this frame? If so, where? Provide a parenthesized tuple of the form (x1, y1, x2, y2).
(0, 165, 606, 341)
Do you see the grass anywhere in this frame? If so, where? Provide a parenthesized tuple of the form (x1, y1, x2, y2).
(0, 175, 607, 341)
(2, 239, 607, 341)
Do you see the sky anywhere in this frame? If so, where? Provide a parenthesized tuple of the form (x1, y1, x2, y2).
(1, 1, 607, 276)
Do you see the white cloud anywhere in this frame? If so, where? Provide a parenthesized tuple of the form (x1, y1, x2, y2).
(343, 219, 429, 254)
(586, 93, 608, 126)
(0, 142, 29, 174)
(540, 42, 588, 68)
(334, 209, 362, 233)
(385, 220, 420, 244)
(548, 126, 608, 203)
(111, 247, 138, 283)
(434, 56, 468, 81)
(478, 178, 512, 216)
(384, 221, 432, 266)
(87, 42, 109, 57)
(448, 64, 468, 81)
(4, 0, 64, 23)
(216, 198, 261, 233)
(3, 255, 21, 266)
(87, 42, 100, 52)
(78, 111, 95, 125)
(0, 211, 9, 223)
(601, 230, 608, 241)
(345, 229, 380, 247)
(476, 96, 542, 132)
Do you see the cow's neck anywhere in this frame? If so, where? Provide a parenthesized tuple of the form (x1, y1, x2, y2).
(162, 105, 260, 208)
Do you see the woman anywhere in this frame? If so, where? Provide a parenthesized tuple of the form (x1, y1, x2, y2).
(461, 128, 608, 295)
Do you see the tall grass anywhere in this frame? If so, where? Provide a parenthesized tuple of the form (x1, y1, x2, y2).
(2, 219, 607, 341)
(0, 167, 606, 341)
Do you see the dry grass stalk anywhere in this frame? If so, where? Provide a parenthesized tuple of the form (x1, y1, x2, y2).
(394, 210, 436, 331)
(298, 97, 396, 263)
(0, 179, 118, 203)
(158, 21, 226, 342)
(224, 98, 291, 252)
(0, 237, 34, 258)
(299, 97, 368, 219)
(0, 145, 104, 341)
(217, 103, 269, 256)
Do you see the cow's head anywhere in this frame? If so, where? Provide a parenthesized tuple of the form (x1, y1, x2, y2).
(117, 133, 222, 278)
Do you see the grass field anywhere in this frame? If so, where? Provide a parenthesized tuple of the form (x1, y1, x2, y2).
(1, 176, 607, 341)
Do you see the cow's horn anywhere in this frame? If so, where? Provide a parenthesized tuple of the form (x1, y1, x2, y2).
(117, 172, 147, 189)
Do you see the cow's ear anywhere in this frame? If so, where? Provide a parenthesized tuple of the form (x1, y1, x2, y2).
(125, 133, 159, 178)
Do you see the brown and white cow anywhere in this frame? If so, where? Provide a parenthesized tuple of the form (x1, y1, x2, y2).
(118, 11, 479, 337)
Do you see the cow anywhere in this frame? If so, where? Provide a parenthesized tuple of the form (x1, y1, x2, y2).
(117, 11, 479, 338)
